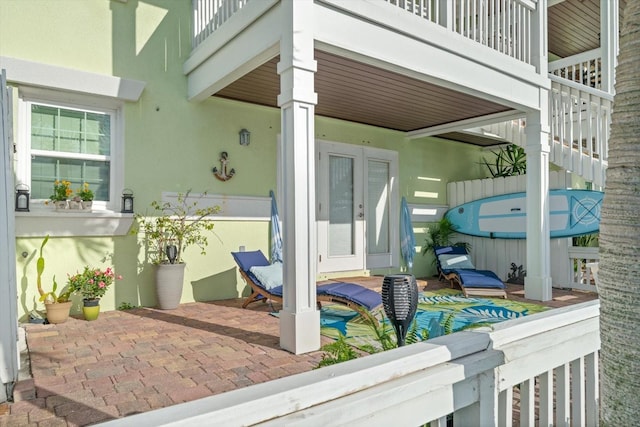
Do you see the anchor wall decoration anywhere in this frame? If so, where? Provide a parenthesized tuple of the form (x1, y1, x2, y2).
(212, 151, 235, 181)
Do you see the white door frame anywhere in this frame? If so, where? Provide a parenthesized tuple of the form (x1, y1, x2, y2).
(316, 139, 399, 273)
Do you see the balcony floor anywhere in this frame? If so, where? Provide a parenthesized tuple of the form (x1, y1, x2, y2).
(1, 279, 598, 426)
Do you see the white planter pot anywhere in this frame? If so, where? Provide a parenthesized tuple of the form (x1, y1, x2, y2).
(154, 263, 186, 309)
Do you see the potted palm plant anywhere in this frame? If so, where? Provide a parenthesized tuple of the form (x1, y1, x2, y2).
(135, 191, 220, 309)
(36, 235, 73, 323)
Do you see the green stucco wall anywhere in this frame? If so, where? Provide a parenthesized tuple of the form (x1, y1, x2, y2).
(2, 0, 490, 320)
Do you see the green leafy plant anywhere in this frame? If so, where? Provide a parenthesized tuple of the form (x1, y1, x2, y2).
(316, 334, 360, 368)
(67, 266, 122, 300)
(36, 235, 71, 304)
(135, 190, 221, 264)
(421, 217, 471, 259)
(117, 302, 138, 310)
(49, 180, 73, 202)
(573, 233, 599, 247)
(76, 182, 94, 201)
(482, 144, 527, 178)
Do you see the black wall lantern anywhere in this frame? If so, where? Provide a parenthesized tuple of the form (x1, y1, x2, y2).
(15, 184, 30, 212)
(239, 128, 250, 146)
(382, 274, 419, 347)
(121, 189, 134, 213)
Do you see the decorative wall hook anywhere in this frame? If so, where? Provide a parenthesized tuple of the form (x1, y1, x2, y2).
(212, 151, 235, 181)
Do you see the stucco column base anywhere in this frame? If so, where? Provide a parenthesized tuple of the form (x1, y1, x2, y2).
(279, 309, 321, 354)
(524, 275, 553, 301)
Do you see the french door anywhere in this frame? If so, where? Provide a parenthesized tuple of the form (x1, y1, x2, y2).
(316, 141, 398, 273)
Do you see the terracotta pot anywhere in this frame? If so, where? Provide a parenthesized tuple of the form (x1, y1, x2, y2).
(154, 263, 186, 309)
(45, 301, 72, 324)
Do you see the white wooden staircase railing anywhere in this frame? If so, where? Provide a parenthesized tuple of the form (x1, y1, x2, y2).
(469, 74, 612, 187)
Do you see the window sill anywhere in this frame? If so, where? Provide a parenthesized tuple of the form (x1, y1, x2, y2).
(15, 210, 135, 237)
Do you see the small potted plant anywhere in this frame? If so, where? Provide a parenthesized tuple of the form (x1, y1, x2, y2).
(48, 180, 73, 210)
(76, 182, 94, 211)
(36, 235, 73, 323)
(134, 190, 220, 309)
(67, 266, 121, 320)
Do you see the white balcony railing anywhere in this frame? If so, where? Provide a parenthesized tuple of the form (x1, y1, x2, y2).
(568, 246, 599, 293)
(549, 48, 602, 90)
(549, 75, 612, 187)
(192, 0, 536, 65)
(101, 301, 600, 426)
(385, 0, 536, 64)
(192, 0, 251, 48)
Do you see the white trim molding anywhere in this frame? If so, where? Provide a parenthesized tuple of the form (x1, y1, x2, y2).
(0, 56, 145, 102)
(15, 212, 135, 237)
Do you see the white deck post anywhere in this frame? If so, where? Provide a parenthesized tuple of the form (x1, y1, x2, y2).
(524, 0, 552, 301)
(277, 0, 320, 354)
(600, 0, 619, 94)
(524, 106, 552, 301)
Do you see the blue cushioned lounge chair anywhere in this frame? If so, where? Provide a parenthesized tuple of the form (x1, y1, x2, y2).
(435, 246, 507, 299)
(231, 250, 382, 314)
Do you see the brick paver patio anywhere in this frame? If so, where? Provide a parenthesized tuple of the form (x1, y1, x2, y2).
(0, 278, 597, 426)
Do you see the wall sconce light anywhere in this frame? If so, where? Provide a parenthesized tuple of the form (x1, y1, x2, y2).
(121, 189, 134, 213)
(15, 183, 30, 212)
(239, 128, 250, 146)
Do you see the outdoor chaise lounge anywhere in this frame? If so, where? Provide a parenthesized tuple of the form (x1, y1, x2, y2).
(231, 250, 382, 314)
(435, 246, 508, 299)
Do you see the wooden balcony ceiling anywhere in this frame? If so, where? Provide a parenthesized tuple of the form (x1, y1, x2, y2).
(549, 0, 627, 58)
(215, 50, 511, 142)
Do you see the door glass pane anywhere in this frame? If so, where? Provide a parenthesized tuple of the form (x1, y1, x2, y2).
(329, 155, 354, 256)
(367, 160, 390, 254)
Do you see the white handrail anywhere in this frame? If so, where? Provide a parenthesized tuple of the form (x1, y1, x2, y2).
(385, 0, 536, 64)
(191, 0, 537, 65)
(99, 301, 600, 426)
(549, 48, 603, 90)
(549, 75, 611, 186)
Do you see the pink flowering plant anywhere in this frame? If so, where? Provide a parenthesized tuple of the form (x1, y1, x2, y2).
(67, 266, 122, 300)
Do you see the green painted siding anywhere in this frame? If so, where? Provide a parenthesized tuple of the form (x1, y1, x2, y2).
(3, 0, 490, 320)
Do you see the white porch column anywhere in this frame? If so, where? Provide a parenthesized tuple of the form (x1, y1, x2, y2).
(277, 0, 320, 354)
(600, 0, 619, 94)
(524, 105, 553, 301)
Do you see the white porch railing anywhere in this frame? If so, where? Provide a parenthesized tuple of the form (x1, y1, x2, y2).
(99, 301, 600, 426)
(191, 0, 536, 64)
(549, 48, 602, 90)
(549, 75, 612, 187)
(477, 75, 611, 187)
(567, 246, 599, 293)
(386, 0, 535, 64)
(192, 0, 251, 48)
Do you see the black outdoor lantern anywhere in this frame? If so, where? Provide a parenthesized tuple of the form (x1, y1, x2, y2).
(15, 184, 30, 212)
(121, 189, 134, 213)
(165, 244, 178, 264)
(382, 274, 419, 347)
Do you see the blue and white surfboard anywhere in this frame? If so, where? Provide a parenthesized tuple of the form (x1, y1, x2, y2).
(445, 189, 603, 239)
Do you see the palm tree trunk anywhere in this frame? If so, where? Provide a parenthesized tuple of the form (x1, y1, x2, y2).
(599, 0, 640, 424)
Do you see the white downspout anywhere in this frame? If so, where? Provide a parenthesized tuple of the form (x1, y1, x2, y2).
(600, 0, 619, 95)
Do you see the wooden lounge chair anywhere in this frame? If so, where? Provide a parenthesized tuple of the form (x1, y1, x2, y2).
(434, 246, 508, 299)
(231, 250, 382, 314)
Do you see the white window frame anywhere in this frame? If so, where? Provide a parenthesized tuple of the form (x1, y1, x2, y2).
(17, 86, 125, 213)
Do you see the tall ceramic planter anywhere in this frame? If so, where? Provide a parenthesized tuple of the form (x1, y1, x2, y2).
(155, 263, 186, 309)
(45, 301, 72, 324)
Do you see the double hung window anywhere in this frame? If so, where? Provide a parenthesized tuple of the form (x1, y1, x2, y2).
(18, 91, 122, 212)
